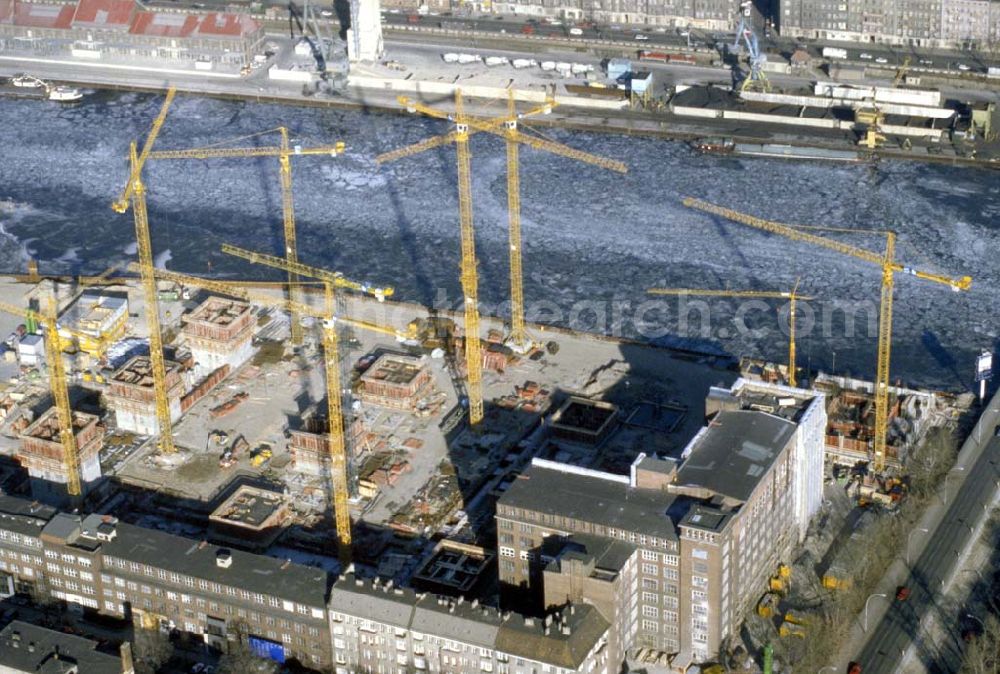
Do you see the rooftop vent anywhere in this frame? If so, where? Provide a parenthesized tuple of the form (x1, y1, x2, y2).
(523, 617, 534, 627)
(216, 549, 232, 568)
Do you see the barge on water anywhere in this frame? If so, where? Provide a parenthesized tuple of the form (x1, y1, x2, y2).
(692, 138, 861, 162)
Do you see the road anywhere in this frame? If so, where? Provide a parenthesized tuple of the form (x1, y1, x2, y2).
(847, 396, 1000, 673)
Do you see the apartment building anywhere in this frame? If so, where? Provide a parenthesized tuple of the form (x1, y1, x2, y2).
(478, 0, 734, 30)
(779, 0, 1000, 48)
(496, 380, 824, 664)
(0, 495, 332, 670)
(0, 619, 131, 674)
(328, 571, 616, 674)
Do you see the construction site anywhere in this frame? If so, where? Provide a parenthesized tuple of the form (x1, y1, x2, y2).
(0, 62, 987, 672)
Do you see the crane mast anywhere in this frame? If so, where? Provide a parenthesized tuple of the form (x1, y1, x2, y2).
(647, 284, 809, 387)
(148, 128, 346, 347)
(682, 197, 971, 472)
(41, 296, 82, 497)
(379, 90, 624, 416)
(129, 142, 176, 454)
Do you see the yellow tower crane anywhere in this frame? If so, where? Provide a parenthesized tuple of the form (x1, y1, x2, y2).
(682, 197, 971, 472)
(377, 90, 625, 419)
(0, 295, 83, 497)
(647, 282, 811, 387)
(111, 88, 176, 215)
(147, 129, 346, 346)
(111, 89, 178, 453)
(133, 263, 399, 565)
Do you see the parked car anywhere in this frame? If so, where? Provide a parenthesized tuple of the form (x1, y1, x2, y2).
(569, 27, 583, 35)
(919, 58, 934, 65)
(859, 52, 872, 59)
(875, 56, 888, 64)
(635, 33, 649, 40)
(957, 63, 971, 71)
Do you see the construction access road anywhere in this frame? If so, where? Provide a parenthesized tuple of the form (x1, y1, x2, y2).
(843, 390, 1000, 673)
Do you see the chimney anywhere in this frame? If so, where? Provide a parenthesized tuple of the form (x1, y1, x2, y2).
(385, 579, 394, 591)
(215, 549, 232, 568)
(28, 642, 36, 653)
(562, 625, 571, 636)
(448, 602, 455, 614)
(471, 599, 479, 609)
(523, 617, 534, 627)
(281, 559, 291, 570)
(198, 540, 208, 549)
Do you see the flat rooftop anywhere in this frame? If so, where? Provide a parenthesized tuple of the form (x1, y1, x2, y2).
(676, 410, 796, 503)
(184, 296, 251, 327)
(58, 291, 127, 336)
(0, 620, 123, 674)
(110, 355, 180, 387)
(499, 459, 679, 541)
(361, 353, 425, 386)
(209, 485, 286, 529)
(101, 521, 329, 608)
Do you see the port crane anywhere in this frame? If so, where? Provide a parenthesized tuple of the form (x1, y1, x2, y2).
(647, 282, 810, 387)
(731, 4, 770, 92)
(377, 90, 625, 421)
(148, 129, 347, 346)
(682, 197, 971, 472)
(0, 295, 86, 498)
(111, 88, 178, 453)
(134, 262, 399, 564)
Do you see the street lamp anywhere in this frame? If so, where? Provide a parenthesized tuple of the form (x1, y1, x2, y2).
(906, 527, 929, 566)
(944, 465, 966, 505)
(863, 593, 888, 632)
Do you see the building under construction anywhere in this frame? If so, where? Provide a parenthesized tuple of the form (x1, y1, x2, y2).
(358, 353, 433, 410)
(180, 296, 255, 377)
(56, 290, 128, 357)
(105, 355, 184, 435)
(18, 408, 103, 505)
(208, 485, 290, 550)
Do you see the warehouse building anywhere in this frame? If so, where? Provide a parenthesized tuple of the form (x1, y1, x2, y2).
(0, 0, 264, 67)
(496, 379, 825, 665)
(0, 494, 332, 669)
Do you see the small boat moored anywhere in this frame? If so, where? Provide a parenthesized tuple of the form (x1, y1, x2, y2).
(48, 85, 83, 102)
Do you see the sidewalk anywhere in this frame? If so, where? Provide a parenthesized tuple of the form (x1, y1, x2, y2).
(832, 390, 1000, 672)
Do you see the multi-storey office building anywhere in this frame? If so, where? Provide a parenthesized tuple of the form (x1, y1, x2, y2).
(497, 380, 825, 664)
(778, 0, 1000, 49)
(484, 0, 735, 30)
(329, 571, 617, 674)
(0, 495, 332, 670)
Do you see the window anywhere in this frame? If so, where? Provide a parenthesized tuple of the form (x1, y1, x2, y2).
(641, 578, 658, 591)
(692, 576, 709, 588)
(641, 563, 657, 575)
(641, 619, 659, 633)
(641, 592, 658, 604)
(664, 610, 678, 623)
(499, 547, 515, 558)
(692, 590, 707, 602)
(641, 550, 658, 562)
(641, 605, 658, 618)
(664, 555, 679, 566)
(664, 568, 679, 581)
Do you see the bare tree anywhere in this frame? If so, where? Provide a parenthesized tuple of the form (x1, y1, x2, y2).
(132, 627, 174, 674)
(217, 619, 278, 674)
(960, 613, 1000, 674)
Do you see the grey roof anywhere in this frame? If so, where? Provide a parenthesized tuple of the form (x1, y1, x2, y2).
(0, 621, 122, 674)
(545, 533, 636, 576)
(676, 410, 796, 502)
(330, 578, 416, 628)
(412, 594, 502, 649)
(499, 462, 679, 540)
(41, 513, 82, 543)
(495, 604, 609, 670)
(0, 495, 56, 538)
(102, 522, 330, 608)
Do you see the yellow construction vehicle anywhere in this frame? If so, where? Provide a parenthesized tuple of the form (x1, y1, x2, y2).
(147, 129, 346, 346)
(134, 263, 398, 565)
(648, 281, 810, 387)
(682, 198, 971, 472)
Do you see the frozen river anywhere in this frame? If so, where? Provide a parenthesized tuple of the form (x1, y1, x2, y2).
(0, 90, 997, 390)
